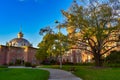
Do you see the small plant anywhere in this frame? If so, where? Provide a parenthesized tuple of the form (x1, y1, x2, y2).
(24, 62, 31, 67)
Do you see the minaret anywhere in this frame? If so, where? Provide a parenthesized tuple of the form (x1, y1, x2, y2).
(17, 26, 24, 38)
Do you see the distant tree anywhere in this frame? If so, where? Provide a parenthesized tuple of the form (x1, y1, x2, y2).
(36, 27, 54, 63)
(36, 26, 69, 67)
(36, 33, 55, 63)
(35, 46, 48, 63)
(61, 0, 120, 67)
(52, 32, 69, 68)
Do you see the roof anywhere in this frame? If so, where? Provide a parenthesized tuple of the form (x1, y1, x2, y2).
(9, 38, 32, 47)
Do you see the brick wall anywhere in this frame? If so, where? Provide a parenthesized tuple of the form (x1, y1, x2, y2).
(0, 45, 37, 65)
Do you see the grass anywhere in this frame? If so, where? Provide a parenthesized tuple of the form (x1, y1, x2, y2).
(41, 65, 120, 80)
(0, 68, 49, 80)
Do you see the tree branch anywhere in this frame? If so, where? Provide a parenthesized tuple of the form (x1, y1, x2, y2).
(101, 45, 120, 55)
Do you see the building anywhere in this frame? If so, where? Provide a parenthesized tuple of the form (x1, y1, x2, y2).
(0, 31, 38, 65)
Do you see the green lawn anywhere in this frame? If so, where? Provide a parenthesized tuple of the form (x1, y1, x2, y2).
(42, 65, 120, 80)
(0, 68, 49, 80)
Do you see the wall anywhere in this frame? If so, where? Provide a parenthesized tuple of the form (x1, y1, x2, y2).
(0, 45, 37, 65)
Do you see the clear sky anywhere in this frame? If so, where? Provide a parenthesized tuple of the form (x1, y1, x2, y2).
(0, 0, 73, 47)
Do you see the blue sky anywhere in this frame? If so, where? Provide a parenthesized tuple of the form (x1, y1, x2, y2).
(0, 0, 73, 47)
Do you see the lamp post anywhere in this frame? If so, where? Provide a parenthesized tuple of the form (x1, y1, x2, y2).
(55, 20, 62, 68)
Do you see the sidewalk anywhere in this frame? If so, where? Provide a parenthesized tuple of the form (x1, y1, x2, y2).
(40, 68, 82, 80)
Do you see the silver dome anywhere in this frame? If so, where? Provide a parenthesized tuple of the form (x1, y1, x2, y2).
(7, 31, 32, 47)
(8, 38, 32, 47)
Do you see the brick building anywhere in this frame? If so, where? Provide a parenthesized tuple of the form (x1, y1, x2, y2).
(0, 31, 38, 65)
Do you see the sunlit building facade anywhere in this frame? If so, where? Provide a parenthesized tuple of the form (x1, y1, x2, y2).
(0, 31, 38, 65)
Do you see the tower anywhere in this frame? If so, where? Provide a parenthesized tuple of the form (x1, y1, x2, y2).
(17, 25, 23, 38)
(17, 32, 23, 38)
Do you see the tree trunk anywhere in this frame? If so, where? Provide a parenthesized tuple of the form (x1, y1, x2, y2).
(59, 54, 62, 68)
(94, 53, 103, 67)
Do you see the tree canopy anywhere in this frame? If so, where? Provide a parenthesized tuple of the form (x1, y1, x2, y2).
(36, 27, 69, 66)
(61, 0, 120, 66)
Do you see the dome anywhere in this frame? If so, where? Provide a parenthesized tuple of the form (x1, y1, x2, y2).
(9, 38, 32, 47)
(7, 31, 32, 47)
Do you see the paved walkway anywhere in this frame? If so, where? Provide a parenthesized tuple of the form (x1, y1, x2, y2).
(40, 68, 82, 80)
(8, 66, 82, 80)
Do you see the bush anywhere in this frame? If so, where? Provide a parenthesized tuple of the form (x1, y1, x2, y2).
(105, 63, 120, 67)
(31, 64, 37, 68)
(76, 63, 94, 66)
(41, 60, 50, 65)
(9, 62, 14, 66)
(0, 65, 8, 68)
(104, 51, 120, 67)
(63, 62, 74, 65)
(105, 51, 120, 63)
(24, 62, 31, 67)
(15, 59, 22, 65)
(50, 59, 57, 65)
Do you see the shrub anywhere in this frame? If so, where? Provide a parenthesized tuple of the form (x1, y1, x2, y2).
(41, 60, 50, 65)
(15, 59, 22, 65)
(105, 51, 120, 63)
(76, 63, 94, 66)
(104, 51, 120, 67)
(63, 62, 74, 65)
(0, 65, 8, 68)
(24, 62, 31, 67)
(9, 62, 14, 66)
(105, 63, 120, 67)
(50, 59, 57, 65)
(31, 64, 37, 68)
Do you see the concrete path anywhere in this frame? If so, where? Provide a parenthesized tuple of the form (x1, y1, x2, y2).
(8, 66, 82, 80)
(40, 68, 82, 80)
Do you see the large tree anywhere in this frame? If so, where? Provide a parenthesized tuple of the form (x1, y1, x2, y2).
(61, 0, 120, 66)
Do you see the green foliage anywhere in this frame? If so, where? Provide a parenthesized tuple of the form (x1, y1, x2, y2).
(76, 63, 94, 66)
(0, 65, 8, 68)
(104, 51, 120, 67)
(24, 62, 31, 67)
(36, 32, 70, 63)
(9, 62, 14, 66)
(15, 59, 22, 65)
(31, 64, 37, 68)
(41, 59, 57, 65)
(105, 51, 120, 63)
(105, 63, 120, 67)
(61, 0, 120, 67)
(35, 48, 48, 61)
